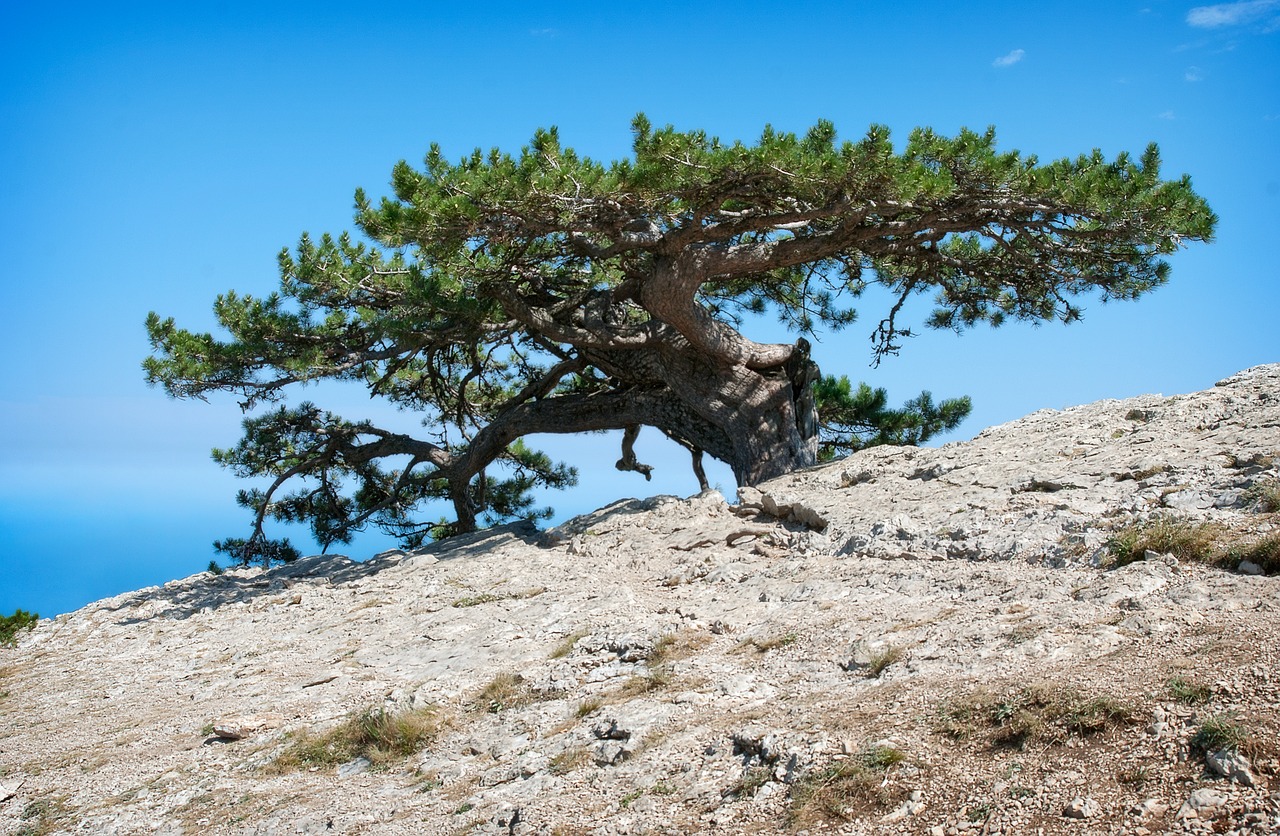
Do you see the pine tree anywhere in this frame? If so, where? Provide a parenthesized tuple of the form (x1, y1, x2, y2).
(145, 118, 1214, 564)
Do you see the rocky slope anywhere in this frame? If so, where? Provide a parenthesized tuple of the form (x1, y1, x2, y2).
(2, 366, 1279, 836)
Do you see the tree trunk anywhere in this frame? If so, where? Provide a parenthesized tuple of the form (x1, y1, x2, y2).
(646, 338, 821, 488)
(719, 363, 820, 486)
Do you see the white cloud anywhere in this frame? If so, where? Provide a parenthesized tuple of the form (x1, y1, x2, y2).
(1185, 65, 1204, 80)
(1158, 110, 1177, 119)
(992, 49, 1026, 67)
(1187, 0, 1280, 28)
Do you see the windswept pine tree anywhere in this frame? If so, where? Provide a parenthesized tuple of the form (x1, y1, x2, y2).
(145, 118, 1215, 564)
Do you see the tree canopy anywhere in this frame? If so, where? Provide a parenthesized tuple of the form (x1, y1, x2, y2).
(145, 117, 1215, 564)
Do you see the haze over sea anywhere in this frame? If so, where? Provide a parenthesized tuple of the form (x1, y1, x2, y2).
(3, 1, 1277, 616)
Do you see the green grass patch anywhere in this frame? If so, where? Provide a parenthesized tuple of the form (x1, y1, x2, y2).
(1190, 714, 1248, 754)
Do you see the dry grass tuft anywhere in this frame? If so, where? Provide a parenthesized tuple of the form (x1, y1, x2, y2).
(937, 684, 1134, 750)
(549, 629, 588, 660)
(472, 672, 538, 714)
(732, 632, 800, 654)
(548, 745, 592, 776)
(866, 645, 904, 678)
(1106, 515, 1219, 567)
(789, 744, 909, 826)
(267, 705, 447, 774)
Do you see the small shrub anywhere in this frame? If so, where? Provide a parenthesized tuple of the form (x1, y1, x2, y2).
(732, 632, 800, 654)
(16, 797, 71, 835)
(1106, 516, 1218, 567)
(617, 664, 676, 696)
(1242, 476, 1280, 512)
(646, 629, 709, 663)
(451, 592, 505, 608)
(1168, 676, 1212, 705)
(207, 560, 224, 575)
(619, 788, 646, 808)
(575, 697, 603, 718)
(1, 610, 39, 646)
(967, 801, 993, 823)
(727, 765, 774, 799)
(859, 743, 907, 770)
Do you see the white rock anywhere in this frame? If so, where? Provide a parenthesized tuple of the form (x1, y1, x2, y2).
(1207, 748, 1256, 786)
(1063, 797, 1100, 818)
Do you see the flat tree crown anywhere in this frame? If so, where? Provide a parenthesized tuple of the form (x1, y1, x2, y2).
(145, 117, 1214, 564)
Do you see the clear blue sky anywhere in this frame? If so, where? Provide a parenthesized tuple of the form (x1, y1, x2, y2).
(2, 1, 1277, 616)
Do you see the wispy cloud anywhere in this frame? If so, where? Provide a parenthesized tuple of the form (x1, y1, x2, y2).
(1158, 110, 1177, 120)
(1187, 0, 1280, 28)
(1185, 65, 1204, 80)
(529, 27, 559, 37)
(992, 49, 1026, 68)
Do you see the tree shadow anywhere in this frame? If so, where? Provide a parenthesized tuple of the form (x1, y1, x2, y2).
(106, 520, 542, 624)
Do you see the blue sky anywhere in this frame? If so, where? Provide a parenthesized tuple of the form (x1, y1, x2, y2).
(2, 1, 1277, 616)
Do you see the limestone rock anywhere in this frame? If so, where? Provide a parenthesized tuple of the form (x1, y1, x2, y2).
(210, 713, 284, 741)
(1064, 797, 1100, 818)
(1178, 787, 1228, 818)
(3, 365, 1279, 835)
(1207, 748, 1256, 786)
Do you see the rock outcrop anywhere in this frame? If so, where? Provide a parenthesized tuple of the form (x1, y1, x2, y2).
(2, 366, 1278, 835)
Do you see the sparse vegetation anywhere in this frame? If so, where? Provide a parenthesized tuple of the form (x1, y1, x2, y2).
(1105, 515, 1219, 567)
(451, 587, 545, 608)
(1190, 714, 1248, 754)
(1, 609, 39, 646)
(575, 697, 603, 718)
(1226, 533, 1280, 574)
(473, 673, 537, 714)
(727, 765, 774, 799)
(1117, 764, 1151, 787)
(549, 629, 588, 659)
(450, 592, 505, 608)
(1246, 476, 1280, 512)
(866, 644, 903, 678)
(789, 745, 909, 825)
(937, 685, 1134, 749)
(617, 664, 676, 696)
(267, 705, 446, 773)
(619, 788, 646, 808)
(548, 746, 592, 776)
(646, 629, 710, 663)
(732, 632, 800, 654)
(1168, 675, 1212, 705)
(15, 797, 71, 835)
